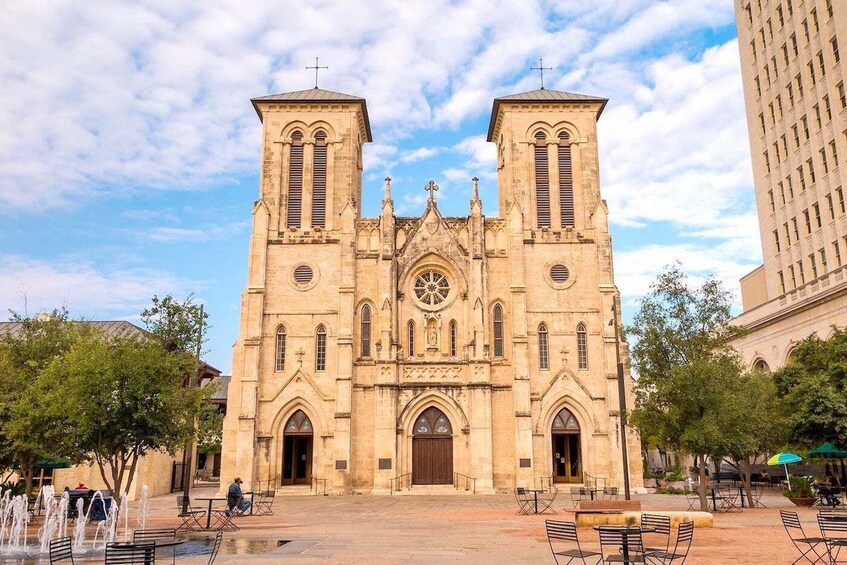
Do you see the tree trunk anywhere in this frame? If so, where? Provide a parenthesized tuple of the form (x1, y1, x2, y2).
(22, 460, 35, 497)
(740, 458, 755, 508)
(697, 455, 710, 512)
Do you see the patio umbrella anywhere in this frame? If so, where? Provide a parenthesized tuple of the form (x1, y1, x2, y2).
(807, 443, 847, 485)
(768, 452, 803, 491)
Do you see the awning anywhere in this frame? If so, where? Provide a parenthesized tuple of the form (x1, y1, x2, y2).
(36, 460, 72, 469)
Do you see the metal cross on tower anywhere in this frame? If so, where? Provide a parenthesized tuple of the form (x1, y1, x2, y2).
(306, 57, 328, 89)
(425, 180, 439, 202)
(531, 58, 553, 89)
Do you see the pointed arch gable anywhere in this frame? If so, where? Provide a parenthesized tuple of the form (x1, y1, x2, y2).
(536, 394, 598, 437)
(267, 395, 328, 441)
(397, 390, 469, 437)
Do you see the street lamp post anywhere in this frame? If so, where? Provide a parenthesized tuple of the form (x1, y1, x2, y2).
(612, 298, 632, 500)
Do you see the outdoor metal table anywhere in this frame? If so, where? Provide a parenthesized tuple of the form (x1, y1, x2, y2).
(584, 487, 601, 500)
(194, 497, 227, 530)
(526, 488, 546, 513)
(243, 491, 256, 515)
(594, 525, 656, 563)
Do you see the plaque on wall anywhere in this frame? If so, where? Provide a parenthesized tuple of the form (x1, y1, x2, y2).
(378, 458, 392, 470)
(335, 460, 348, 470)
(519, 458, 532, 468)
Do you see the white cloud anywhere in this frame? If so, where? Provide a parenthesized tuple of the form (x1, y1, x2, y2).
(0, 254, 202, 318)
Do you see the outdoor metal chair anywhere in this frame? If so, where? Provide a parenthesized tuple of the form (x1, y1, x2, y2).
(640, 514, 671, 556)
(514, 487, 533, 515)
(750, 482, 767, 508)
(105, 542, 156, 564)
(715, 485, 739, 512)
(780, 510, 828, 565)
(545, 520, 602, 565)
(133, 528, 176, 564)
(818, 512, 847, 564)
(598, 526, 645, 563)
(211, 507, 238, 532)
(176, 496, 206, 532)
(683, 486, 699, 511)
(645, 520, 694, 564)
(254, 490, 276, 516)
(207, 531, 223, 565)
(603, 487, 620, 501)
(536, 487, 559, 515)
(570, 487, 585, 508)
(49, 536, 74, 564)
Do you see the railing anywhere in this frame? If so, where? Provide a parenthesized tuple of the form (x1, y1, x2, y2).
(389, 473, 412, 494)
(535, 475, 553, 491)
(583, 473, 607, 490)
(311, 477, 328, 496)
(453, 472, 476, 494)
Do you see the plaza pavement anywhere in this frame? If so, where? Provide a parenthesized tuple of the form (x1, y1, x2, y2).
(143, 484, 812, 564)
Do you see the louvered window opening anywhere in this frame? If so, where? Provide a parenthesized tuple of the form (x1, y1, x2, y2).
(558, 131, 574, 227)
(576, 324, 588, 370)
(539, 324, 549, 370)
(315, 325, 327, 371)
(550, 264, 569, 283)
(493, 304, 504, 357)
(312, 131, 327, 228)
(408, 321, 416, 357)
(361, 305, 371, 358)
(450, 320, 457, 357)
(287, 132, 304, 228)
(534, 132, 551, 227)
(293, 265, 313, 284)
(275, 328, 286, 372)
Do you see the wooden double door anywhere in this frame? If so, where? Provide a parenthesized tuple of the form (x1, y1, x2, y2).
(552, 433, 582, 483)
(282, 410, 313, 485)
(412, 407, 454, 485)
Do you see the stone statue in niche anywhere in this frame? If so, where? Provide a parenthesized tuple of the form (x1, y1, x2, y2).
(427, 318, 438, 347)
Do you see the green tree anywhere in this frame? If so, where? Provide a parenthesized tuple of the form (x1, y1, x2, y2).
(0, 311, 82, 494)
(773, 328, 847, 448)
(627, 265, 746, 511)
(721, 371, 788, 507)
(141, 294, 208, 355)
(43, 333, 207, 503)
(197, 402, 224, 455)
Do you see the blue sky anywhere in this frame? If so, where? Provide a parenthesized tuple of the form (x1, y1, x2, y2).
(0, 1, 762, 373)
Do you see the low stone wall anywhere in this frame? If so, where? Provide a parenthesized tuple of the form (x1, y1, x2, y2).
(573, 510, 713, 528)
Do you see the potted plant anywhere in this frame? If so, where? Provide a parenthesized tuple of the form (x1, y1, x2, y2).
(784, 476, 817, 506)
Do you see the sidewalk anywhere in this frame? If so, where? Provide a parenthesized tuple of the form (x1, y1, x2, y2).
(142, 485, 806, 564)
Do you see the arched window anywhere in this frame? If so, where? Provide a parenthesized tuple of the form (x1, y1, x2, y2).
(408, 321, 416, 358)
(275, 326, 287, 372)
(752, 358, 770, 372)
(287, 131, 304, 228)
(312, 130, 327, 228)
(576, 323, 588, 370)
(315, 325, 327, 371)
(558, 131, 574, 228)
(534, 131, 551, 227)
(361, 304, 372, 358)
(450, 320, 458, 358)
(493, 304, 504, 357)
(538, 323, 549, 370)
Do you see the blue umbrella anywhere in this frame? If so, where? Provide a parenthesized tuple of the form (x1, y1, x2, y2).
(768, 452, 803, 490)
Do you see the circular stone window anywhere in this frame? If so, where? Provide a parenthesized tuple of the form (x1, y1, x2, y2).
(544, 261, 576, 290)
(413, 271, 450, 306)
(293, 265, 313, 284)
(550, 264, 570, 283)
(289, 263, 319, 291)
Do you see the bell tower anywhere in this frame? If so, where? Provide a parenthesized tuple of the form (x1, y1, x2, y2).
(487, 90, 607, 230)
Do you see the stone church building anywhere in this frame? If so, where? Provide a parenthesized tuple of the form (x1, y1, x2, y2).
(220, 85, 643, 494)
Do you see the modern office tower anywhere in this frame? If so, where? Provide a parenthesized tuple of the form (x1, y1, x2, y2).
(731, 0, 847, 370)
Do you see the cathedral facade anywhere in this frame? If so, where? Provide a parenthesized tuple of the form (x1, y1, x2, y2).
(220, 86, 643, 494)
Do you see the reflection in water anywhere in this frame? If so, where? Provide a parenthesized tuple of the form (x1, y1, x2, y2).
(0, 537, 291, 564)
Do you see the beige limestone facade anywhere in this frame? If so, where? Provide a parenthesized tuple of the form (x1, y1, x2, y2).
(220, 87, 643, 495)
(731, 0, 847, 368)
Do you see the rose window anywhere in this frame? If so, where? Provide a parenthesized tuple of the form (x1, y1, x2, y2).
(413, 271, 450, 306)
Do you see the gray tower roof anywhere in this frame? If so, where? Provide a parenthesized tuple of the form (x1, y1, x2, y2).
(487, 89, 608, 141)
(251, 88, 372, 141)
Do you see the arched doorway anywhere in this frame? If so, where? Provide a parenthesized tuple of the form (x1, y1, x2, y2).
(551, 407, 582, 483)
(281, 409, 313, 485)
(412, 407, 453, 485)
